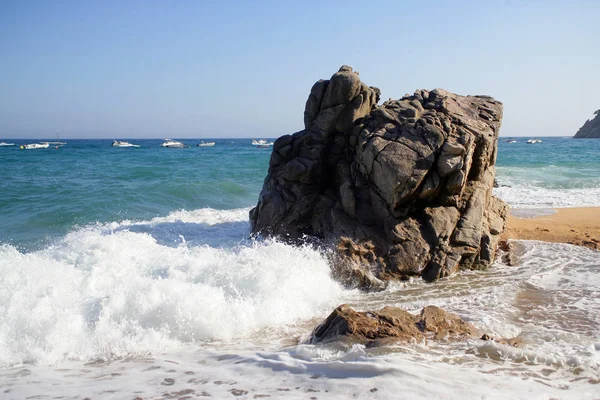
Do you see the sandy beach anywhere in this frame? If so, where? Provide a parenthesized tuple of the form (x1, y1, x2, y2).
(503, 207, 600, 250)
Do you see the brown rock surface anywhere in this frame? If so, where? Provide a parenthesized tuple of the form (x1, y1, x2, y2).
(309, 304, 479, 345)
(250, 66, 508, 287)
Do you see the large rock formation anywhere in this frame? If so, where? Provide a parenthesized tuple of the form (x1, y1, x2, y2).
(574, 110, 600, 138)
(250, 66, 508, 287)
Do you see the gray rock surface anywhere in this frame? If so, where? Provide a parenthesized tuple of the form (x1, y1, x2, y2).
(574, 110, 600, 138)
(250, 66, 508, 288)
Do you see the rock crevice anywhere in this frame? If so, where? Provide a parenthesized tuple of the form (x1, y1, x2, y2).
(250, 66, 508, 287)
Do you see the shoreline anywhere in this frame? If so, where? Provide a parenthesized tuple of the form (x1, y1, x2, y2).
(502, 207, 600, 250)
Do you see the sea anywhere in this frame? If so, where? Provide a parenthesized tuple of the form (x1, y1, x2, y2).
(0, 137, 599, 399)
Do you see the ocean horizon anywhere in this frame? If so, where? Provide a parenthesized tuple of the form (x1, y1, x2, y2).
(0, 135, 582, 140)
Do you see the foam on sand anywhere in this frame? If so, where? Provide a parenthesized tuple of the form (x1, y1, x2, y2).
(2, 343, 597, 400)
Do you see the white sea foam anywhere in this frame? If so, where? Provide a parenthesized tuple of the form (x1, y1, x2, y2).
(1, 210, 599, 398)
(494, 165, 600, 208)
(0, 208, 348, 366)
(494, 185, 600, 208)
(2, 344, 596, 400)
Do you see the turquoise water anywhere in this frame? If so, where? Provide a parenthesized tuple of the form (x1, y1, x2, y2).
(1, 136, 600, 249)
(494, 137, 600, 208)
(1, 136, 599, 398)
(0, 139, 271, 250)
(496, 137, 600, 189)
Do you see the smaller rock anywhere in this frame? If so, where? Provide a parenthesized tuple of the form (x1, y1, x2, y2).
(309, 304, 479, 346)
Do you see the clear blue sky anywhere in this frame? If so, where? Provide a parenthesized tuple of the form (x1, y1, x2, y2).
(1, 0, 599, 138)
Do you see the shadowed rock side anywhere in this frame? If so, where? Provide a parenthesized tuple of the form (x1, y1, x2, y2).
(250, 66, 508, 288)
(574, 109, 600, 138)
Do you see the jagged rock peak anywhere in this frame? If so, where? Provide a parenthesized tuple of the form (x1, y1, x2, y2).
(250, 66, 508, 288)
(303, 65, 380, 136)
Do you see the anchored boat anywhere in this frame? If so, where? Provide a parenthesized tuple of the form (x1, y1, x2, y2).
(21, 142, 50, 150)
(112, 140, 140, 148)
(160, 139, 187, 148)
(252, 139, 274, 148)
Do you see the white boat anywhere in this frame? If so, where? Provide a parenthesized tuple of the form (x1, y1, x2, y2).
(112, 140, 140, 148)
(506, 140, 517, 143)
(160, 139, 186, 148)
(198, 141, 215, 147)
(252, 139, 274, 148)
(46, 132, 66, 146)
(0, 142, 15, 146)
(21, 142, 50, 150)
(526, 139, 542, 144)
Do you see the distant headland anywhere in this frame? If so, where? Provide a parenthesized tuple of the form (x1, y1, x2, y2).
(574, 110, 600, 138)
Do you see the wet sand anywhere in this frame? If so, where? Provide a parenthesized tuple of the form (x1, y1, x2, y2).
(503, 207, 600, 250)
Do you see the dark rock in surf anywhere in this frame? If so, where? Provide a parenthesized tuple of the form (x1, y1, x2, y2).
(309, 304, 479, 346)
(574, 109, 600, 138)
(250, 66, 508, 288)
